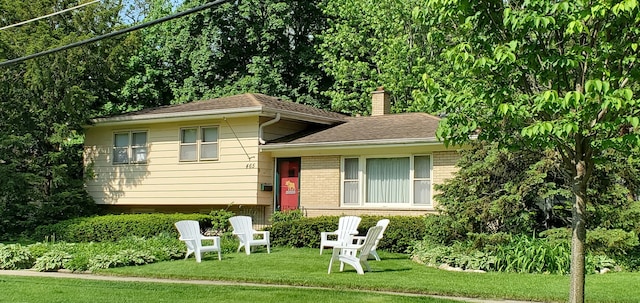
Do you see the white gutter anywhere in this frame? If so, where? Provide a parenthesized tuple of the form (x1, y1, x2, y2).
(260, 137, 443, 151)
(262, 109, 345, 125)
(258, 113, 281, 144)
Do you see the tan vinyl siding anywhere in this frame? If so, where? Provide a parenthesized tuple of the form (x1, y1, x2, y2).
(84, 117, 262, 206)
(257, 151, 275, 207)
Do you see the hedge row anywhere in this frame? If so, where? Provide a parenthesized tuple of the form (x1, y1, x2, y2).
(32, 213, 212, 242)
(268, 215, 426, 253)
(32, 213, 427, 254)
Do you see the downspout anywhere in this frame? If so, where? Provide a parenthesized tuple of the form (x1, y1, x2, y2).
(259, 113, 281, 145)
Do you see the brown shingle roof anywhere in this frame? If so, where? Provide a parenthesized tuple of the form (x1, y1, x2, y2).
(94, 93, 347, 122)
(270, 113, 441, 145)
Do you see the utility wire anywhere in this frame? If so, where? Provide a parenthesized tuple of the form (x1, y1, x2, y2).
(1, 0, 101, 31)
(0, 0, 232, 68)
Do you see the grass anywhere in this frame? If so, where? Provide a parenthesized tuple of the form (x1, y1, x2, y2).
(0, 275, 456, 303)
(94, 247, 640, 303)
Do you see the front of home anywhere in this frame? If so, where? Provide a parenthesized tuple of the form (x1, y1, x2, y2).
(83, 89, 460, 224)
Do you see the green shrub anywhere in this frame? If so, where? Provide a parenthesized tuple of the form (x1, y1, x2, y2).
(209, 209, 235, 235)
(271, 210, 304, 224)
(494, 235, 571, 274)
(411, 241, 454, 267)
(586, 228, 639, 257)
(268, 216, 330, 248)
(63, 242, 116, 272)
(361, 216, 426, 253)
(586, 254, 617, 273)
(33, 249, 72, 272)
(423, 214, 467, 245)
(32, 213, 212, 242)
(0, 244, 34, 269)
(411, 240, 497, 271)
(269, 215, 425, 253)
(466, 232, 512, 250)
(87, 249, 156, 271)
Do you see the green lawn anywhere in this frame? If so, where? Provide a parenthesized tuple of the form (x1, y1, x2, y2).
(0, 275, 456, 303)
(94, 247, 639, 303)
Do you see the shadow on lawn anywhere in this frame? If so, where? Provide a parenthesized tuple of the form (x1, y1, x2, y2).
(373, 267, 412, 273)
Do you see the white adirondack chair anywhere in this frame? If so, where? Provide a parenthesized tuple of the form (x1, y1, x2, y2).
(328, 225, 383, 275)
(353, 218, 390, 261)
(320, 216, 361, 255)
(174, 220, 221, 262)
(229, 216, 270, 255)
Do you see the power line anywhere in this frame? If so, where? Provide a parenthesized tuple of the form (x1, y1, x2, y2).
(0, 0, 233, 68)
(0, 0, 101, 31)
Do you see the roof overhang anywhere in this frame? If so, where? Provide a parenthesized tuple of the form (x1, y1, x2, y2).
(260, 137, 444, 152)
(86, 106, 344, 128)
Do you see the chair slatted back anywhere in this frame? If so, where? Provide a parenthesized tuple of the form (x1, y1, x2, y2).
(175, 220, 201, 249)
(337, 216, 361, 244)
(358, 225, 383, 261)
(229, 216, 253, 237)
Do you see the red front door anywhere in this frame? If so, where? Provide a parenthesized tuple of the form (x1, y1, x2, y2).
(278, 159, 300, 211)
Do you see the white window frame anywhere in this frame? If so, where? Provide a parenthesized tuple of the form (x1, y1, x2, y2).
(340, 154, 433, 207)
(112, 130, 148, 165)
(179, 126, 219, 162)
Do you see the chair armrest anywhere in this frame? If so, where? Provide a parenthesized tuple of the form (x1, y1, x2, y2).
(321, 231, 339, 236)
(253, 230, 269, 239)
(332, 243, 364, 251)
(352, 235, 366, 245)
(321, 231, 338, 241)
(178, 237, 195, 241)
(201, 236, 220, 244)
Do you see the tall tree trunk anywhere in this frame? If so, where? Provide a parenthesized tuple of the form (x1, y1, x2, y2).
(569, 160, 588, 303)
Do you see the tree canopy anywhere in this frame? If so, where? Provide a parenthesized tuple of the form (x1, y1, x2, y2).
(413, 1, 640, 302)
(0, 0, 129, 235)
(121, 0, 332, 109)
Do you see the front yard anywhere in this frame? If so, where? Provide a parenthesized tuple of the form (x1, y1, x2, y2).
(98, 247, 638, 303)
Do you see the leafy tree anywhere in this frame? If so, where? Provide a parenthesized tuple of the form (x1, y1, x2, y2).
(0, 0, 130, 238)
(318, 0, 433, 115)
(123, 0, 332, 109)
(414, 1, 640, 302)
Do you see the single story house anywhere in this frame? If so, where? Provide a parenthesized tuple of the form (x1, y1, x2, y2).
(83, 88, 461, 225)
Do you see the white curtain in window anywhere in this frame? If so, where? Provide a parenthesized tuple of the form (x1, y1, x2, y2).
(414, 180, 431, 204)
(414, 156, 431, 205)
(366, 157, 409, 203)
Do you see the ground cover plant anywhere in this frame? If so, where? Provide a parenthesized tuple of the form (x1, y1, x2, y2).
(0, 233, 238, 272)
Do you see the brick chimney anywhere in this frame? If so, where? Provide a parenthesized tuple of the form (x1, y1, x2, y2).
(371, 86, 390, 116)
